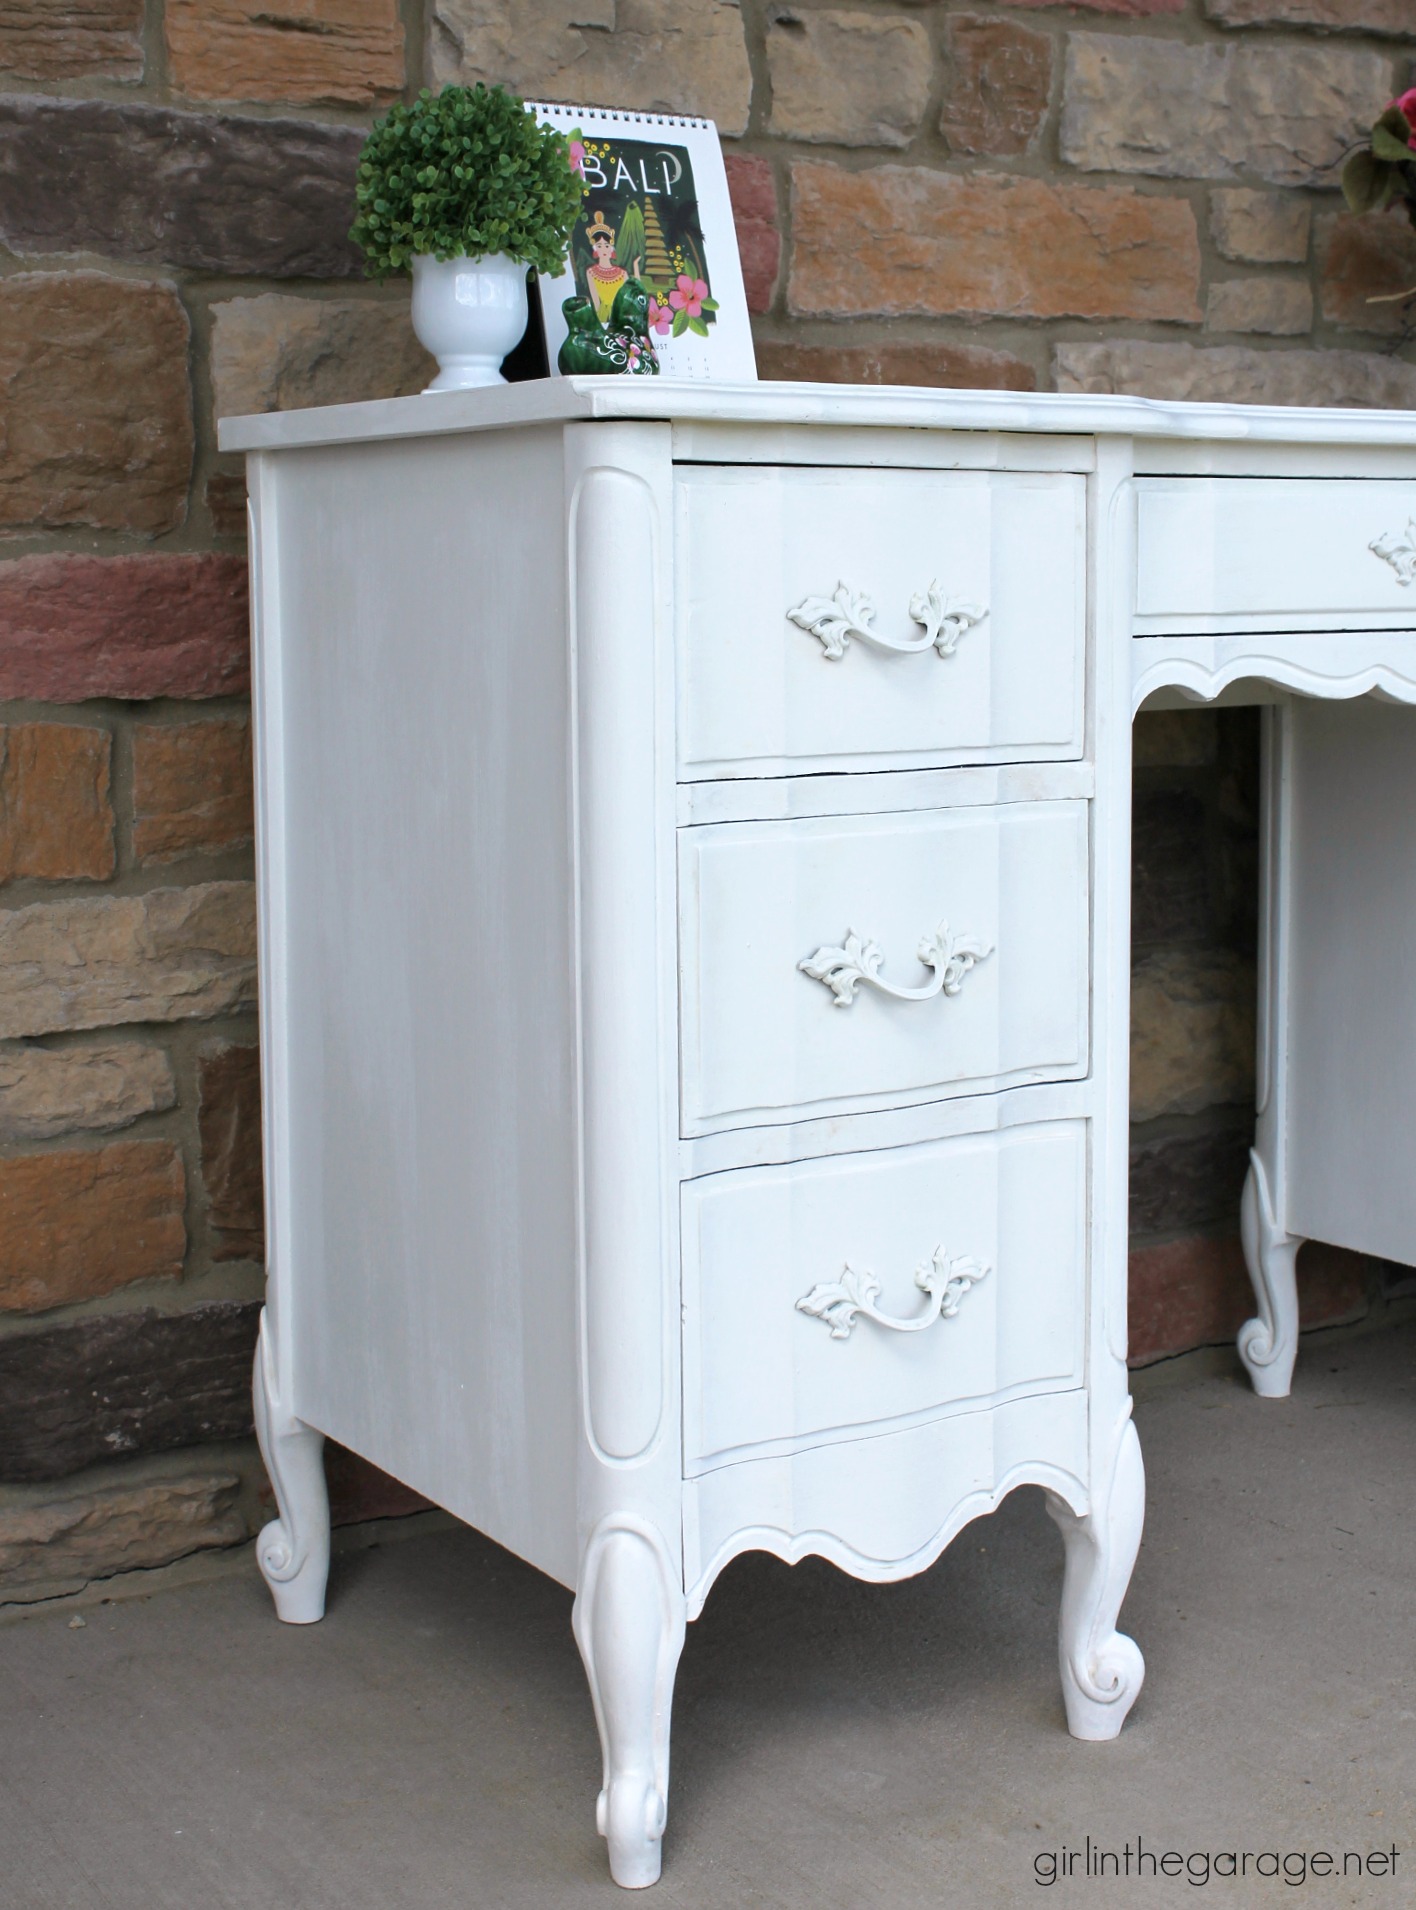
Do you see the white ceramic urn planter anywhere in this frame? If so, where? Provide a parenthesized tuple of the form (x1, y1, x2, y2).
(410, 252, 529, 391)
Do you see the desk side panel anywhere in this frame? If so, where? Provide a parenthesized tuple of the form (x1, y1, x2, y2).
(1284, 698, 1416, 1266)
(260, 427, 578, 1586)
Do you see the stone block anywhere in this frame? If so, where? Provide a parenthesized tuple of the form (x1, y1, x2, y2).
(1008, 0, 1182, 11)
(428, 0, 753, 137)
(0, 553, 249, 702)
(1319, 209, 1416, 336)
(0, 1467, 247, 1601)
(1128, 1231, 1372, 1366)
(1205, 0, 1412, 30)
(1130, 947, 1256, 1124)
(940, 15, 1051, 159)
(0, 96, 364, 277)
(0, 273, 192, 535)
(757, 339, 1037, 391)
(0, 882, 257, 1040)
(725, 154, 780, 315)
(0, 1039, 175, 1143)
(1205, 278, 1313, 336)
(1379, 1259, 1416, 1299)
(1295, 1241, 1372, 1329)
(0, 725, 114, 884)
(0, 1140, 186, 1313)
(1054, 340, 1416, 408)
(324, 1443, 432, 1525)
(167, 0, 402, 105)
(205, 468, 249, 540)
(1210, 188, 1310, 265)
(766, 8, 930, 149)
(1131, 788, 1211, 948)
(1128, 1232, 1252, 1366)
(132, 720, 253, 865)
(1132, 709, 1220, 769)
(198, 1041, 262, 1262)
(0, 0, 143, 79)
(210, 294, 434, 419)
(0, 1301, 261, 1482)
(1129, 1120, 1252, 1239)
(1061, 34, 1393, 187)
(790, 162, 1200, 322)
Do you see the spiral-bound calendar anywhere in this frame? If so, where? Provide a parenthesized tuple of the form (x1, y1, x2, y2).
(529, 102, 757, 384)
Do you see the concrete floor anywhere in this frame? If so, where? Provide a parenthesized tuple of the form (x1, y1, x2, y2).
(3, 1326, 1414, 1910)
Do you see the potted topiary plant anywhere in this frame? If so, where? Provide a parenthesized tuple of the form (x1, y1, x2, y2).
(351, 84, 584, 391)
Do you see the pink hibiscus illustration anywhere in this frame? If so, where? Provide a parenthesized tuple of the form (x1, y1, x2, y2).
(646, 297, 674, 336)
(1394, 87, 1416, 149)
(668, 273, 708, 317)
(568, 138, 587, 176)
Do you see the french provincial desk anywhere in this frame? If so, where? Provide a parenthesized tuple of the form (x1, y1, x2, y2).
(220, 382, 1416, 1889)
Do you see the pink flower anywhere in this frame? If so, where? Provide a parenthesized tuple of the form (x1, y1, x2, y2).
(568, 138, 587, 176)
(646, 297, 673, 336)
(1392, 87, 1416, 149)
(668, 273, 708, 317)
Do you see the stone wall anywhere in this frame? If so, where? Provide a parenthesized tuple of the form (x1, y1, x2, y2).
(3, 0, 1413, 1603)
(0, 0, 435, 1605)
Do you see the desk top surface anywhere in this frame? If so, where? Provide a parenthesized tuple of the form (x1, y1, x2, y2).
(219, 375, 1416, 458)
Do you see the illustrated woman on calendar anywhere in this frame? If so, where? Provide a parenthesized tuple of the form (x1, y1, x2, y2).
(583, 212, 639, 324)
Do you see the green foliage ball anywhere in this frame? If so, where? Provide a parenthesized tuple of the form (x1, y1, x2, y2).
(351, 84, 585, 280)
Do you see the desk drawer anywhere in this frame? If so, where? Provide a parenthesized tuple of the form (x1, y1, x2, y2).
(676, 466, 1086, 779)
(678, 800, 1090, 1134)
(681, 1121, 1087, 1474)
(1136, 478, 1416, 635)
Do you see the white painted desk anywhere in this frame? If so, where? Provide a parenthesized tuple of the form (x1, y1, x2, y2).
(221, 382, 1416, 1888)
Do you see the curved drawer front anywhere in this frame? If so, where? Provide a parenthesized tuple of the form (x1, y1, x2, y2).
(681, 1121, 1086, 1475)
(676, 466, 1086, 779)
(679, 801, 1090, 1135)
(1136, 478, 1416, 635)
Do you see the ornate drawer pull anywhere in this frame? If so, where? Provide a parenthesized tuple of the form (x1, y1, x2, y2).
(788, 581, 986, 661)
(797, 1248, 989, 1341)
(799, 923, 991, 1008)
(1371, 519, 1416, 585)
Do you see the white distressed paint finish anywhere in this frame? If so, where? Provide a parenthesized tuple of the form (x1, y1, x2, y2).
(677, 758, 1094, 828)
(1284, 699, 1416, 1266)
(257, 428, 582, 1587)
(676, 467, 1085, 778)
(679, 802, 1089, 1132)
(235, 378, 1416, 1889)
(1130, 498, 1416, 1401)
(681, 1123, 1086, 1473)
(1132, 630, 1416, 708)
(1237, 704, 1303, 1400)
(219, 377, 1416, 456)
(1136, 478, 1416, 635)
(684, 1389, 1090, 1613)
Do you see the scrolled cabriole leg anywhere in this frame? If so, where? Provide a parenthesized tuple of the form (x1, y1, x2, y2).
(1045, 1407, 1146, 1742)
(1237, 1151, 1304, 1400)
(573, 1514, 687, 1890)
(252, 1306, 330, 1625)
